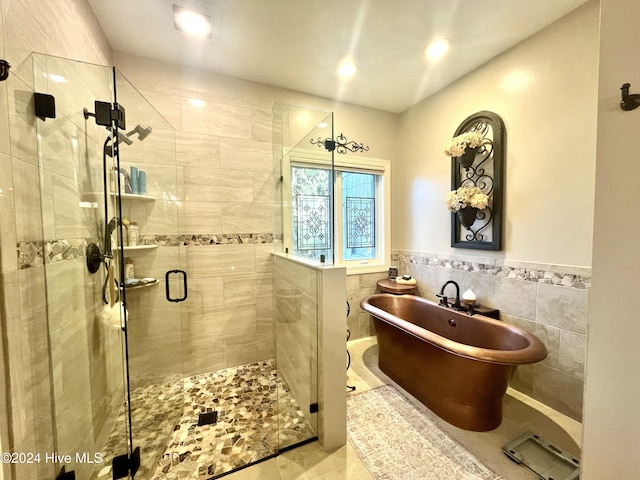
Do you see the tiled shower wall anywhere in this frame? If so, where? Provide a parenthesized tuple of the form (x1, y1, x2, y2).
(115, 76, 277, 378)
(348, 251, 588, 422)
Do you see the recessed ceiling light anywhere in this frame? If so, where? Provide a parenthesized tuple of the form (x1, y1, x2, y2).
(47, 73, 67, 83)
(337, 61, 358, 78)
(173, 5, 212, 39)
(188, 98, 206, 107)
(425, 38, 451, 60)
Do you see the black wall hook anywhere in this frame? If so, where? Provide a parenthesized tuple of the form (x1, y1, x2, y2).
(620, 83, 640, 111)
(0, 60, 10, 81)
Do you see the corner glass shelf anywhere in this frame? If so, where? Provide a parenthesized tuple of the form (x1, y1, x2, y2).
(120, 278, 159, 291)
(110, 192, 156, 202)
(82, 192, 156, 202)
(119, 245, 159, 251)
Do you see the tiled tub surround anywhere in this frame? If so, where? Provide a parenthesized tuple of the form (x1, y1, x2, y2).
(347, 272, 385, 340)
(392, 250, 589, 422)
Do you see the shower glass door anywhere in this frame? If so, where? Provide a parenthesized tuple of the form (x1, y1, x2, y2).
(113, 69, 185, 479)
(33, 53, 184, 480)
(33, 53, 129, 480)
(273, 105, 335, 451)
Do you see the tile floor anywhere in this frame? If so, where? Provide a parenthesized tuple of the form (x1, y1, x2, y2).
(220, 336, 582, 480)
(95, 336, 581, 479)
(92, 361, 316, 480)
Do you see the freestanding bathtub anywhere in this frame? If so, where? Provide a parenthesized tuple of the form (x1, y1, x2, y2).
(360, 293, 547, 431)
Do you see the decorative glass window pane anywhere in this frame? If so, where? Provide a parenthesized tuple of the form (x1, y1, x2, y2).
(342, 172, 377, 261)
(346, 197, 375, 248)
(296, 195, 330, 251)
(291, 166, 332, 260)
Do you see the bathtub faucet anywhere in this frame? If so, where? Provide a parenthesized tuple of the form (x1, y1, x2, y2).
(437, 281, 461, 310)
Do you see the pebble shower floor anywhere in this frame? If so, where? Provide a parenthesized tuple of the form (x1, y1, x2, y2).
(92, 360, 315, 479)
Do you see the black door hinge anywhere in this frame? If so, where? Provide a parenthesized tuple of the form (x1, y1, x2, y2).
(83, 100, 126, 130)
(56, 466, 75, 480)
(112, 446, 140, 479)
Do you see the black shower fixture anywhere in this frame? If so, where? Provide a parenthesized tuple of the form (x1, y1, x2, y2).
(124, 124, 153, 142)
(0, 60, 10, 81)
(83, 100, 126, 129)
(310, 132, 369, 155)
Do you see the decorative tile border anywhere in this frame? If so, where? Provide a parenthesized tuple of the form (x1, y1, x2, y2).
(143, 233, 274, 246)
(18, 241, 45, 269)
(45, 238, 89, 263)
(19, 239, 90, 269)
(392, 250, 591, 289)
(17, 234, 275, 268)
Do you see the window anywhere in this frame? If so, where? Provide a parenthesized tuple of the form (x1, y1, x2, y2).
(287, 153, 390, 273)
(342, 172, 377, 261)
(291, 166, 332, 260)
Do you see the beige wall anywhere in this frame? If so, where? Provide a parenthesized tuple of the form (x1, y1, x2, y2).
(388, 2, 599, 421)
(582, 0, 640, 477)
(395, 1, 598, 267)
(1, 0, 111, 73)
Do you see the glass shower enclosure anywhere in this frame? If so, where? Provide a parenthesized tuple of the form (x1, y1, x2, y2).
(272, 103, 336, 451)
(32, 53, 184, 479)
(0, 53, 328, 480)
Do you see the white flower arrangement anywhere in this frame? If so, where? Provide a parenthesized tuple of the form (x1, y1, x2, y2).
(443, 131, 484, 157)
(445, 186, 489, 212)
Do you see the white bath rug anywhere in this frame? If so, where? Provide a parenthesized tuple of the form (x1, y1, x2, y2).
(347, 385, 503, 480)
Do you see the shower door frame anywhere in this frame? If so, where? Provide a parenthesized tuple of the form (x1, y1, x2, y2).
(111, 66, 186, 479)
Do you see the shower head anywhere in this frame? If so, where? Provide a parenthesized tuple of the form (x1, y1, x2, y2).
(104, 216, 119, 257)
(104, 124, 152, 157)
(126, 124, 153, 142)
(116, 130, 133, 146)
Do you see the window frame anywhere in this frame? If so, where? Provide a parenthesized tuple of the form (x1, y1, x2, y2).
(284, 149, 391, 275)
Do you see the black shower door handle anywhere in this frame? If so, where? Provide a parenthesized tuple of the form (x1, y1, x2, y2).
(165, 269, 188, 302)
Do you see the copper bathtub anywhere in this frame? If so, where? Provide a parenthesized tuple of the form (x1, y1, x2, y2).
(360, 293, 547, 431)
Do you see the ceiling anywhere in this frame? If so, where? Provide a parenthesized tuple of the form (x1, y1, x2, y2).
(88, 0, 588, 113)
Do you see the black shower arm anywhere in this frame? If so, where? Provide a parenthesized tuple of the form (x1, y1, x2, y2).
(0, 60, 10, 81)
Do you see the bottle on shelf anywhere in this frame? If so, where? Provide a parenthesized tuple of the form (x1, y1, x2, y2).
(128, 222, 140, 246)
(130, 166, 139, 194)
(125, 258, 135, 280)
(109, 167, 117, 193)
(138, 170, 147, 195)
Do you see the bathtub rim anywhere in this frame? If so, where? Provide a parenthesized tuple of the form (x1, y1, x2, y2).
(360, 293, 547, 365)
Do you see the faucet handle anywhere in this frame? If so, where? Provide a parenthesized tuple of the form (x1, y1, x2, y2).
(436, 294, 449, 307)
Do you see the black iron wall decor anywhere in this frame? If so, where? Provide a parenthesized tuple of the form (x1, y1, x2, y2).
(310, 132, 369, 154)
(448, 110, 505, 250)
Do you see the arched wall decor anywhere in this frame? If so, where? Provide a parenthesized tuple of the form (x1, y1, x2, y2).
(450, 111, 505, 250)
